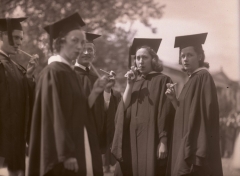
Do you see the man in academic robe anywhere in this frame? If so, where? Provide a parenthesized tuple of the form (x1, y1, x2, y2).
(0, 17, 39, 176)
(73, 33, 121, 160)
(165, 33, 223, 176)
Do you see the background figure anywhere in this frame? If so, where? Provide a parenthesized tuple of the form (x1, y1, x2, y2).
(73, 32, 121, 172)
(0, 17, 38, 176)
(112, 38, 175, 176)
(224, 114, 237, 158)
(232, 129, 240, 170)
(28, 13, 105, 176)
(166, 33, 223, 176)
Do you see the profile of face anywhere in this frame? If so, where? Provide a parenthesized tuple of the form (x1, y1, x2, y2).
(60, 29, 85, 62)
(180, 46, 201, 74)
(135, 48, 153, 75)
(78, 42, 95, 66)
(1, 30, 23, 55)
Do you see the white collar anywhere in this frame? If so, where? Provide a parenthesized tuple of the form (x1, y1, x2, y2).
(75, 61, 90, 71)
(48, 55, 72, 67)
(0, 50, 10, 58)
(189, 67, 208, 77)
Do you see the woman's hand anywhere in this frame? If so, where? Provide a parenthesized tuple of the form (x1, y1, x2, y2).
(64, 158, 79, 172)
(165, 83, 177, 101)
(157, 137, 167, 159)
(124, 66, 138, 85)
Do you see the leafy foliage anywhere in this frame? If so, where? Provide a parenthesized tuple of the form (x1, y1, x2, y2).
(1, 0, 165, 92)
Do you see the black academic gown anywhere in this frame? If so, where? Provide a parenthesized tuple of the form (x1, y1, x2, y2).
(102, 90, 121, 166)
(170, 69, 223, 176)
(112, 73, 175, 176)
(0, 52, 34, 171)
(28, 62, 103, 176)
(74, 66, 120, 154)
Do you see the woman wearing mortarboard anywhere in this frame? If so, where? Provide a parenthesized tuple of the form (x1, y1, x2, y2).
(0, 17, 39, 176)
(111, 38, 175, 176)
(27, 13, 107, 176)
(165, 33, 223, 176)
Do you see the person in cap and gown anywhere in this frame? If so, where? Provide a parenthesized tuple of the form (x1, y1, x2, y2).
(73, 33, 121, 172)
(165, 33, 223, 176)
(111, 38, 175, 176)
(0, 17, 39, 176)
(28, 13, 107, 176)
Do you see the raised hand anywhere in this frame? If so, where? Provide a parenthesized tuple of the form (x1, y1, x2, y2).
(26, 54, 39, 78)
(124, 66, 138, 84)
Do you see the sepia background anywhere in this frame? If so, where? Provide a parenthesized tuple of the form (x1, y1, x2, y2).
(0, 0, 239, 175)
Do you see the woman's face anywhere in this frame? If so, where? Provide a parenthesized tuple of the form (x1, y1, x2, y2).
(60, 29, 85, 61)
(180, 46, 200, 74)
(135, 48, 153, 75)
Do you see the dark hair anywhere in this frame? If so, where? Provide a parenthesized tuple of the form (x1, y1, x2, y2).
(179, 45, 209, 69)
(134, 46, 163, 72)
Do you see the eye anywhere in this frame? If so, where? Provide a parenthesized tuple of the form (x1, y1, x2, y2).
(88, 48, 93, 53)
(72, 38, 79, 43)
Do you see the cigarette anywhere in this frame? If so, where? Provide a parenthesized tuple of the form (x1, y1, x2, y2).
(18, 49, 32, 58)
(100, 69, 110, 75)
(89, 62, 101, 78)
(170, 83, 177, 88)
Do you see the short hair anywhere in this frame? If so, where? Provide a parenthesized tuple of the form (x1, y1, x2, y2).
(179, 45, 209, 69)
(54, 29, 85, 53)
(134, 45, 163, 72)
(0, 31, 8, 39)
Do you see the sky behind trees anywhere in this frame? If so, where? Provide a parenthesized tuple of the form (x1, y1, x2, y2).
(127, 0, 239, 80)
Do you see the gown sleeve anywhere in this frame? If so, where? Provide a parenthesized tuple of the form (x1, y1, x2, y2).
(28, 69, 76, 175)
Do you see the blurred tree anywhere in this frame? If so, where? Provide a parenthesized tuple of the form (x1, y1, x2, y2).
(0, 0, 165, 92)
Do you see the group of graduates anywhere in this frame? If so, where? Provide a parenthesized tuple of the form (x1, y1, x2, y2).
(0, 12, 224, 176)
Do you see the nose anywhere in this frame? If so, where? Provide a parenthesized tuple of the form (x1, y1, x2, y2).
(77, 42, 83, 50)
(182, 56, 188, 62)
(15, 39, 22, 47)
(139, 58, 143, 63)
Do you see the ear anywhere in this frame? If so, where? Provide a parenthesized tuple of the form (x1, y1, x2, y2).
(92, 53, 96, 61)
(198, 53, 203, 61)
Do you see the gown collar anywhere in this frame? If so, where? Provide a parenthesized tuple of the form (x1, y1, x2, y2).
(48, 54, 72, 68)
(74, 61, 90, 71)
(0, 50, 10, 58)
(189, 67, 208, 78)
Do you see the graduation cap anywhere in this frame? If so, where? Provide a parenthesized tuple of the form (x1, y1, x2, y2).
(43, 12, 86, 52)
(174, 33, 208, 49)
(128, 38, 162, 68)
(0, 17, 27, 46)
(85, 32, 101, 43)
(174, 33, 208, 64)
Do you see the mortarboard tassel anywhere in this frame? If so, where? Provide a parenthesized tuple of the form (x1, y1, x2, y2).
(7, 18, 14, 46)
